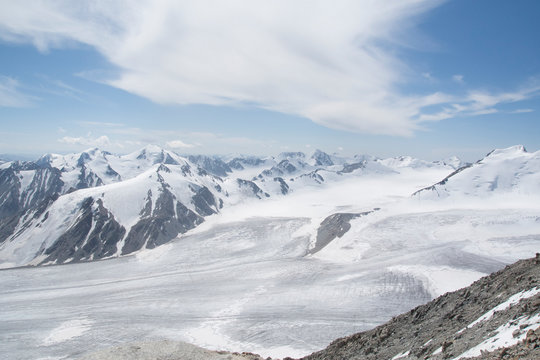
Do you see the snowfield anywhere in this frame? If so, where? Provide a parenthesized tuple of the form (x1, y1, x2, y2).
(1, 147, 540, 359)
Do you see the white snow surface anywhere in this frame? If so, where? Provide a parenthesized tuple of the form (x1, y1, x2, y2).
(391, 350, 410, 360)
(465, 287, 540, 330)
(42, 318, 93, 346)
(451, 313, 540, 360)
(386, 265, 485, 298)
(417, 145, 540, 200)
(1, 146, 539, 359)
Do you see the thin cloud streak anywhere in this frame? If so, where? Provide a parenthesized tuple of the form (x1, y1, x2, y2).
(509, 109, 534, 114)
(0, 75, 33, 107)
(416, 86, 540, 123)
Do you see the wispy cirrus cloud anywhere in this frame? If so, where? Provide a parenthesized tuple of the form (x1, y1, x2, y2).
(0, 1, 537, 136)
(0, 75, 33, 107)
(78, 121, 126, 128)
(415, 86, 540, 123)
(509, 108, 534, 114)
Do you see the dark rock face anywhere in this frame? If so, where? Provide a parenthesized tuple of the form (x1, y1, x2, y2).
(0, 165, 64, 244)
(311, 150, 334, 166)
(260, 168, 282, 178)
(137, 149, 180, 165)
(277, 160, 298, 174)
(0, 167, 21, 223)
(273, 177, 289, 195)
(42, 198, 126, 264)
(188, 155, 232, 177)
(20, 167, 64, 211)
(76, 164, 104, 189)
(191, 186, 219, 216)
(237, 179, 270, 199)
(121, 184, 205, 255)
(339, 161, 366, 174)
(298, 170, 325, 184)
(227, 156, 265, 170)
(228, 159, 245, 170)
(258, 159, 301, 179)
(309, 211, 373, 255)
(279, 151, 306, 160)
(300, 257, 540, 360)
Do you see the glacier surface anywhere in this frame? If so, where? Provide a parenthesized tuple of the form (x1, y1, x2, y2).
(1, 148, 540, 359)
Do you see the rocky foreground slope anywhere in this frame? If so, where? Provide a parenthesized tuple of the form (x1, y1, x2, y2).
(299, 255, 540, 360)
(79, 255, 539, 360)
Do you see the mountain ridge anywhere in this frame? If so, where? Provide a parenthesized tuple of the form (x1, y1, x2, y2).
(1, 145, 463, 268)
(414, 144, 540, 199)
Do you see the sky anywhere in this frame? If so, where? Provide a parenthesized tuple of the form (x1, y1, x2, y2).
(0, 0, 539, 162)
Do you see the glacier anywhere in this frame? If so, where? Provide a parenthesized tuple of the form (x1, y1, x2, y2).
(0, 146, 539, 359)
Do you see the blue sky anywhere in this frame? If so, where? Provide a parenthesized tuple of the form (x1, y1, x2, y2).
(0, 0, 539, 162)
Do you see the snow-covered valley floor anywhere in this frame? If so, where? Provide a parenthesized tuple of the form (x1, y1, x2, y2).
(1, 168, 539, 360)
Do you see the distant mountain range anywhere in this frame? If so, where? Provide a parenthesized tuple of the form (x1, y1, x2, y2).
(2, 145, 536, 269)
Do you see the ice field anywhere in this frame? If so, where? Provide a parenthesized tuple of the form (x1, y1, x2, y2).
(1, 167, 540, 359)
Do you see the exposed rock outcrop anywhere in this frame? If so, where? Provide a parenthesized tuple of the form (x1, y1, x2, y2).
(309, 211, 374, 255)
(79, 340, 265, 360)
(299, 256, 540, 360)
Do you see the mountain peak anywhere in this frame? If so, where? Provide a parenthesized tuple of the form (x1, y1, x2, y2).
(486, 145, 527, 158)
(138, 144, 166, 155)
(277, 151, 306, 160)
(311, 149, 334, 166)
(82, 147, 101, 155)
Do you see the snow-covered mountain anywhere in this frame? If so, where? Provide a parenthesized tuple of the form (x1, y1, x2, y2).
(414, 145, 540, 199)
(1, 145, 539, 360)
(4, 145, 538, 269)
(378, 154, 465, 170)
(0, 146, 461, 268)
(0, 146, 227, 267)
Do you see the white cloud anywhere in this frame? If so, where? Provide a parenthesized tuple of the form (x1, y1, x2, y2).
(452, 74, 464, 83)
(166, 139, 195, 149)
(0, 1, 537, 136)
(0, 75, 32, 107)
(79, 121, 126, 128)
(58, 135, 110, 147)
(416, 86, 540, 123)
(422, 72, 435, 81)
(509, 108, 534, 114)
